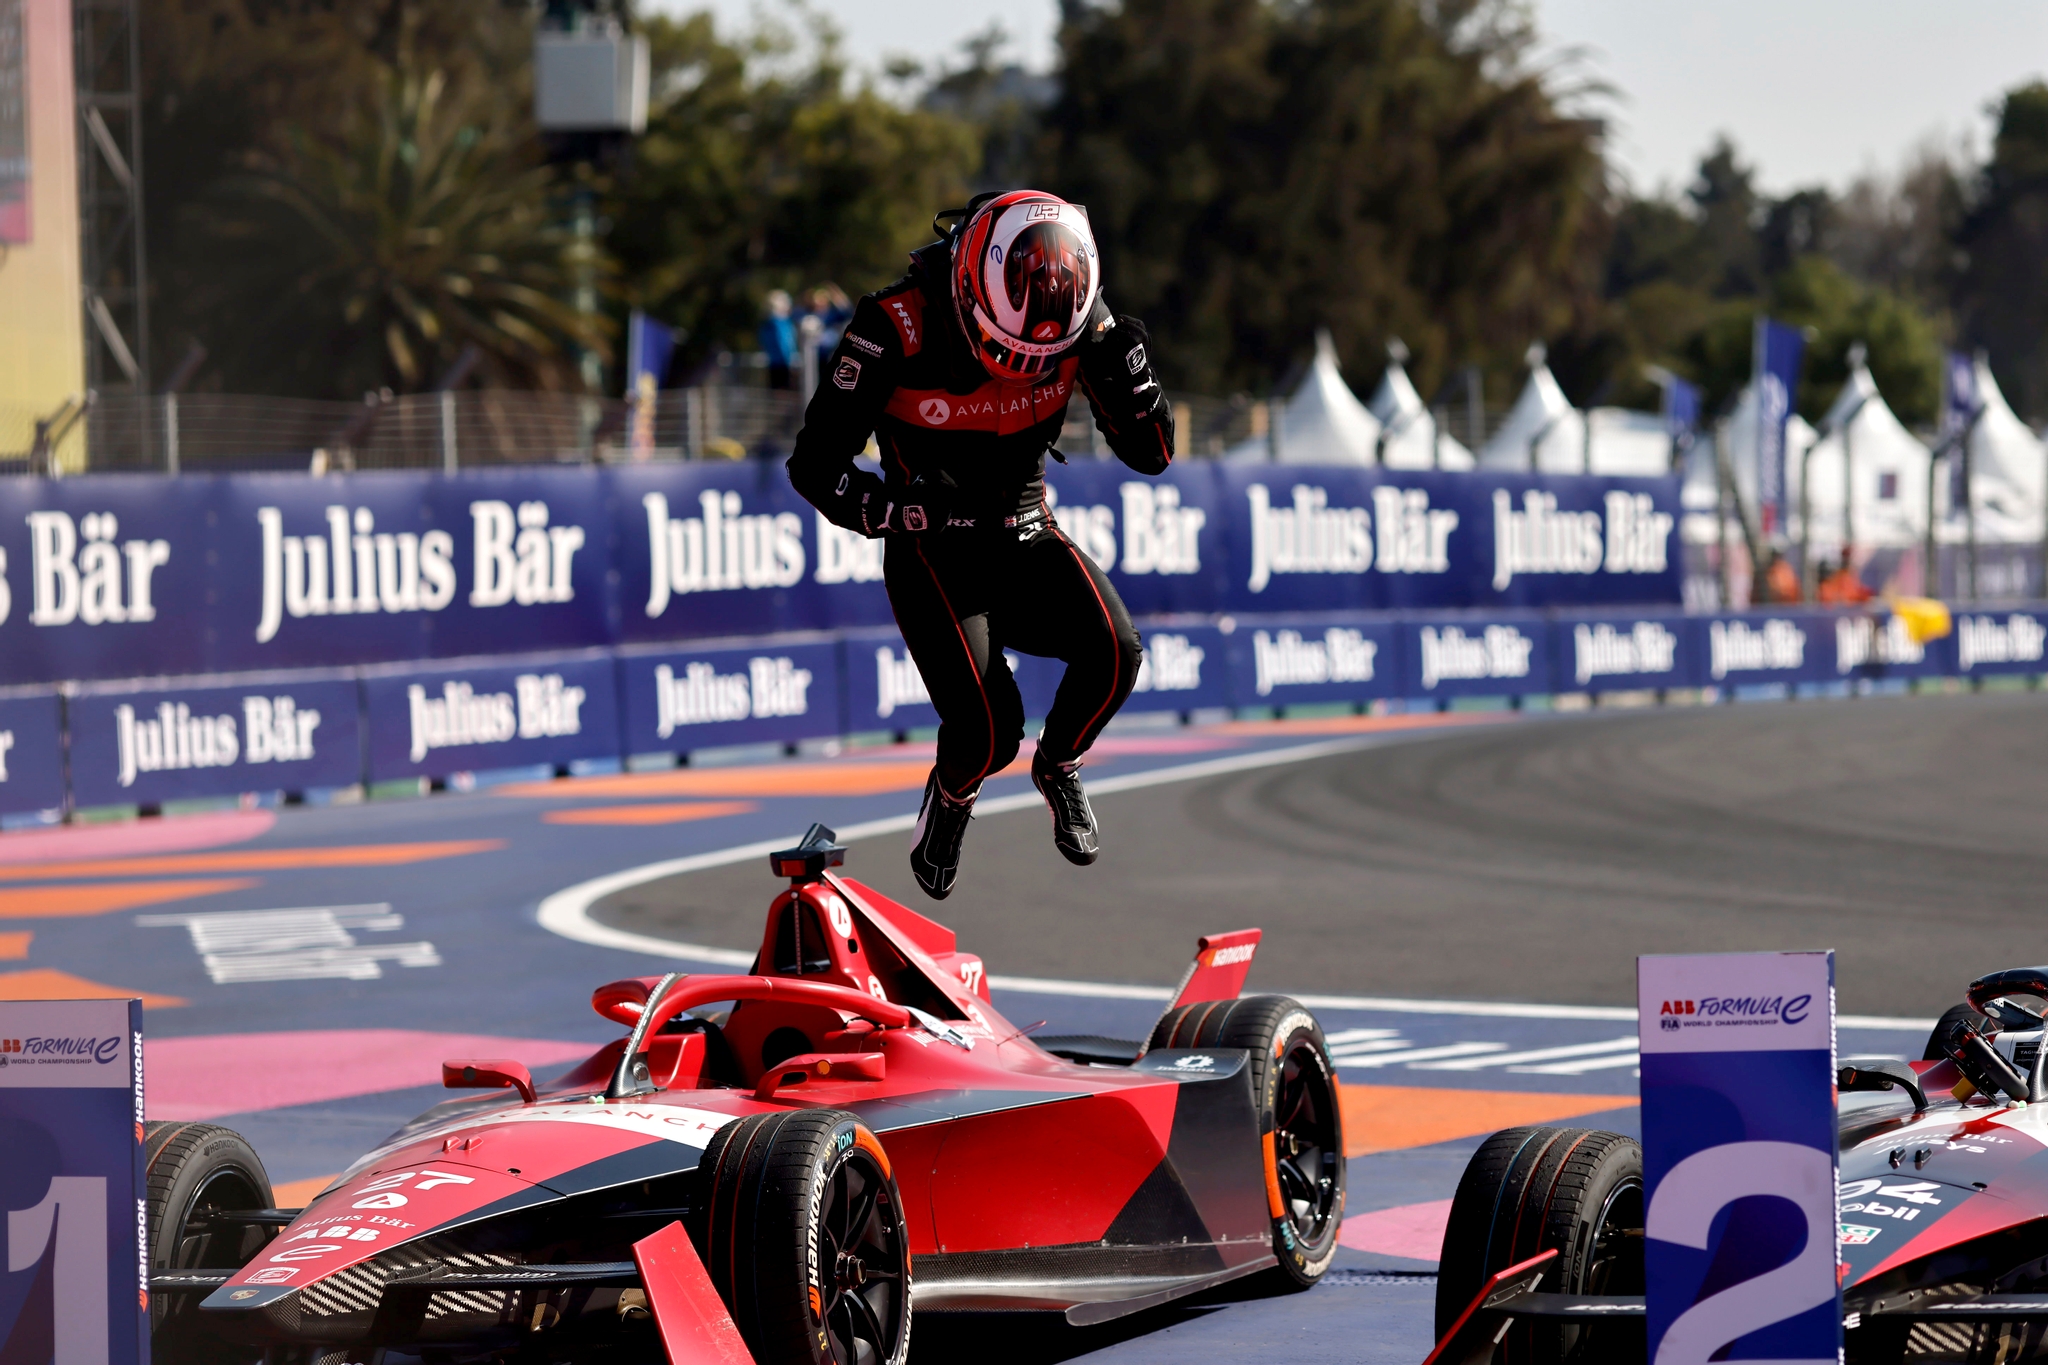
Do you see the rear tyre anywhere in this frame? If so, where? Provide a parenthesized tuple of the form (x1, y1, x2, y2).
(694, 1109, 911, 1365)
(143, 1121, 274, 1365)
(1434, 1126, 1644, 1364)
(1148, 995, 1344, 1288)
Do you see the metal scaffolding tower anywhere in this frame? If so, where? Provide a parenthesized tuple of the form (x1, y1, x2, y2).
(74, 0, 147, 405)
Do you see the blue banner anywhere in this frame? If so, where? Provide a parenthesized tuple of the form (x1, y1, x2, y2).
(1223, 615, 1399, 707)
(840, 628, 942, 735)
(1399, 612, 1550, 699)
(0, 465, 1685, 687)
(1695, 611, 1832, 687)
(0, 998, 149, 1365)
(1125, 623, 1231, 714)
(1552, 611, 1697, 692)
(1831, 609, 1953, 681)
(361, 653, 621, 783)
(1211, 467, 1682, 613)
(618, 637, 842, 756)
(1755, 319, 1807, 535)
(0, 691, 65, 818)
(69, 674, 364, 808)
(1638, 951, 1838, 1365)
(1954, 608, 2047, 676)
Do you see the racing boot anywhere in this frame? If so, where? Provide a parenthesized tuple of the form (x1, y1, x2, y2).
(909, 770, 976, 900)
(1032, 747, 1100, 866)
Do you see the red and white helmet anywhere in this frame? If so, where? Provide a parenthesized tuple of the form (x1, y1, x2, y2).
(950, 190, 1101, 385)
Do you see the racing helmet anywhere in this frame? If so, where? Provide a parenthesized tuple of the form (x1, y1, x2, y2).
(948, 190, 1101, 385)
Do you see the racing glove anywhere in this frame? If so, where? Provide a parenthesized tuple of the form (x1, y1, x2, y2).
(1077, 301, 1174, 474)
(858, 480, 960, 537)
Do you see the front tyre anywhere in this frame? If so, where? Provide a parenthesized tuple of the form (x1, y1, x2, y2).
(1149, 995, 1344, 1287)
(1435, 1126, 1644, 1364)
(143, 1121, 274, 1365)
(694, 1110, 912, 1365)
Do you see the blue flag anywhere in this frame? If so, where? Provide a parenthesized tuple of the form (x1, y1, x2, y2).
(1942, 350, 1983, 513)
(1753, 319, 1806, 534)
(626, 311, 675, 396)
(1663, 376, 1701, 455)
(626, 311, 676, 460)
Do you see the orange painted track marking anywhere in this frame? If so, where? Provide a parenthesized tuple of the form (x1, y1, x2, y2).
(1340, 1083, 1636, 1157)
(0, 967, 187, 1008)
(0, 839, 504, 882)
(271, 1173, 342, 1207)
(1213, 712, 1518, 737)
(500, 756, 1030, 801)
(543, 801, 760, 826)
(0, 931, 28, 960)
(0, 879, 259, 920)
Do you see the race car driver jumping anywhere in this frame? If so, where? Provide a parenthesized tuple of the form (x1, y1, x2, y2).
(787, 189, 1174, 899)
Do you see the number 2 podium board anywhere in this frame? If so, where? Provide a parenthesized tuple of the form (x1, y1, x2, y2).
(0, 999, 148, 1364)
(1638, 951, 1839, 1365)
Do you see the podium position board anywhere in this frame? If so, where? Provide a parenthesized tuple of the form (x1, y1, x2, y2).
(1638, 951, 1838, 1365)
(0, 999, 148, 1364)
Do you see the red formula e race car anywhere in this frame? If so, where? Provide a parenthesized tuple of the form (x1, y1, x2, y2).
(146, 825, 1344, 1364)
(1424, 967, 2048, 1364)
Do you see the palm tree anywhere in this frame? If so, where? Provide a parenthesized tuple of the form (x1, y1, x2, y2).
(195, 26, 607, 394)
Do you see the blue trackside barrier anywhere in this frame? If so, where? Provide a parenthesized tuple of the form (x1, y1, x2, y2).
(0, 464, 1684, 688)
(0, 598, 2028, 820)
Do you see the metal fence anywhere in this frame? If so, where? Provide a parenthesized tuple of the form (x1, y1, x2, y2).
(5, 384, 1461, 474)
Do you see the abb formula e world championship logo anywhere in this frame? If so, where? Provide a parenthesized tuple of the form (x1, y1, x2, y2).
(1655, 993, 1814, 1033)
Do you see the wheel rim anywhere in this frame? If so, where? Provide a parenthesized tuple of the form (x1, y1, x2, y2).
(1582, 1176, 1643, 1296)
(819, 1149, 907, 1365)
(173, 1167, 266, 1269)
(1273, 1038, 1341, 1244)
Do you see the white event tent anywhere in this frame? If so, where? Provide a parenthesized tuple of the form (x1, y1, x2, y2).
(1954, 355, 2046, 544)
(1476, 345, 1586, 472)
(1223, 329, 1381, 465)
(1365, 347, 1474, 469)
(1791, 357, 1932, 555)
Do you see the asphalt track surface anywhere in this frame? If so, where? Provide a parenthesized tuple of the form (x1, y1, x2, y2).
(7, 689, 2041, 1362)
(594, 690, 2048, 1019)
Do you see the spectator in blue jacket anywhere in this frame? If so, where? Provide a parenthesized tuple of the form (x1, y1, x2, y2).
(759, 290, 797, 390)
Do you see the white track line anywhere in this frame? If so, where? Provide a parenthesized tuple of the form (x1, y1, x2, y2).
(532, 732, 1935, 1034)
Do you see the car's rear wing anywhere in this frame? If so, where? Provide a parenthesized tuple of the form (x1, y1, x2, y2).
(1164, 928, 1263, 1011)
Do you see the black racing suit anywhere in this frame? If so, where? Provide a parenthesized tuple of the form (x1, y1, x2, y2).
(787, 240, 1176, 800)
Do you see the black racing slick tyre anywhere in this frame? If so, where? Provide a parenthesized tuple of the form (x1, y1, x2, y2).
(693, 1109, 912, 1365)
(143, 1121, 274, 1365)
(1435, 1126, 1645, 1364)
(1148, 995, 1344, 1288)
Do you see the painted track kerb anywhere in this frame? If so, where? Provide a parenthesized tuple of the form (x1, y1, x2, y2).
(533, 731, 1932, 1032)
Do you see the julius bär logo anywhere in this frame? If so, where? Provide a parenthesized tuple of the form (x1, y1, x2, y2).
(918, 398, 951, 425)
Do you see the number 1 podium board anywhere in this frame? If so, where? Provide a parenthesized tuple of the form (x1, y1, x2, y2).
(1638, 951, 1838, 1365)
(0, 999, 148, 1364)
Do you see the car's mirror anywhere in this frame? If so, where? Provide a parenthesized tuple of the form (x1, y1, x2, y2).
(443, 1058, 536, 1104)
(1840, 1057, 1927, 1111)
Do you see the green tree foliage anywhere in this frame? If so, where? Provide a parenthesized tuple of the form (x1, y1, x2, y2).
(1039, 0, 1606, 399)
(144, 0, 596, 397)
(1956, 82, 2048, 418)
(1585, 138, 1946, 426)
(604, 12, 978, 377)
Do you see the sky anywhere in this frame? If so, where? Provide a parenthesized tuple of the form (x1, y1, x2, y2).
(660, 0, 2048, 194)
